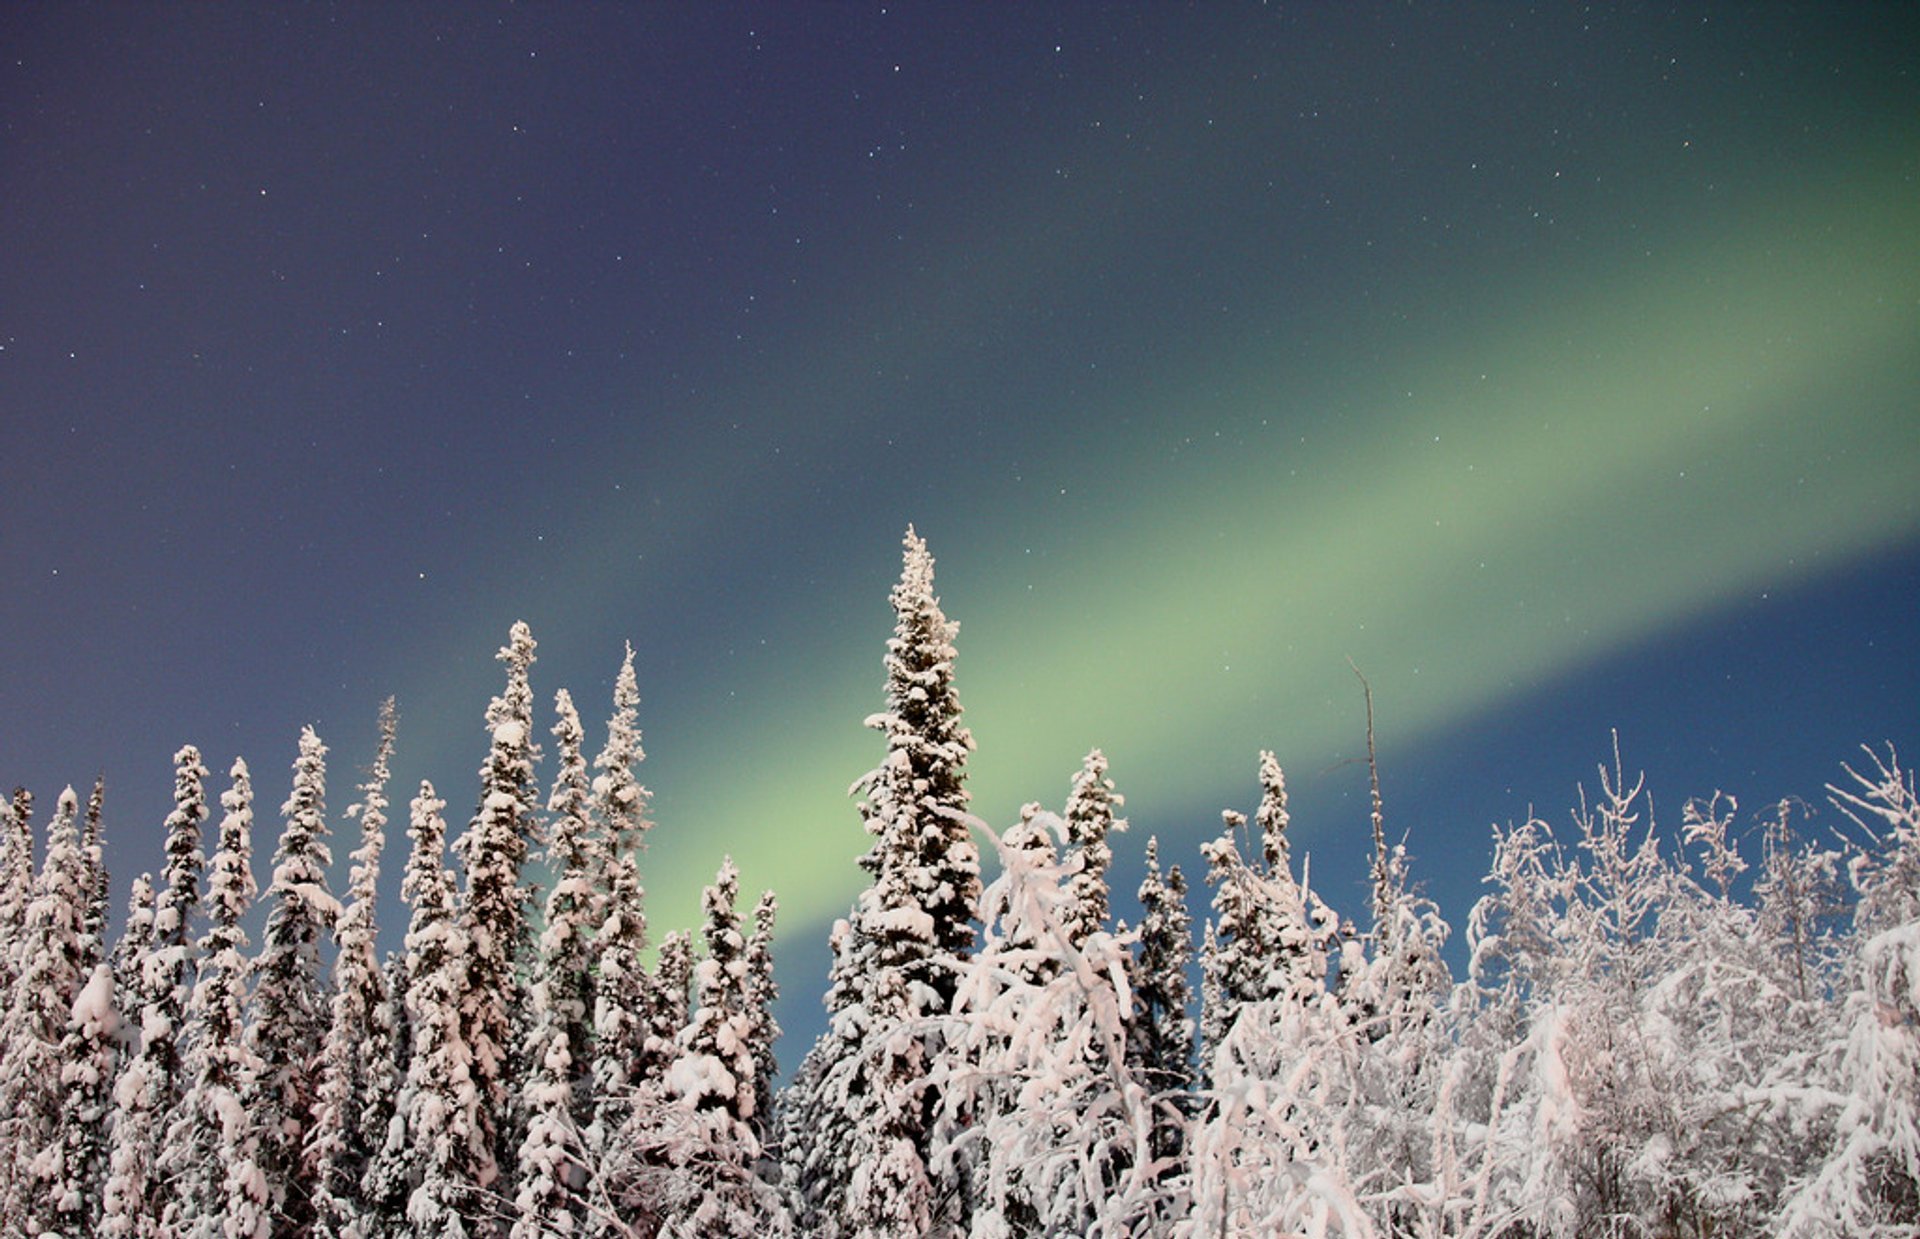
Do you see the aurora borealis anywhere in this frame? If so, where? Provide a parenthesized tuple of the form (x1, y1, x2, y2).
(4, 5, 1916, 1053)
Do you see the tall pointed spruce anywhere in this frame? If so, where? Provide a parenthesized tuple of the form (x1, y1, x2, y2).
(0, 787, 90, 1231)
(166, 757, 265, 1239)
(243, 726, 339, 1237)
(310, 700, 398, 1239)
(511, 688, 604, 1239)
(787, 526, 980, 1238)
(588, 643, 654, 1171)
(458, 620, 542, 1197)
(102, 746, 210, 1237)
(391, 782, 486, 1237)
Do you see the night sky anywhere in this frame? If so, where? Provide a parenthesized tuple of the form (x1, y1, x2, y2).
(5, 4, 1917, 1058)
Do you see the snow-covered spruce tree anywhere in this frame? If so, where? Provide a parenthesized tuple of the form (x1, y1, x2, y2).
(633, 858, 789, 1238)
(244, 725, 339, 1237)
(164, 757, 266, 1239)
(80, 775, 111, 971)
(744, 889, 782, 1153)
(359, 951, 413, 1239)
(935, 811, 1157, 1238)
(1781, 746, 1920, 1236)
(458, 620, 542, 1201)
(1198, 752, 1335, 1077)
(587, 645, 654, 1177)
(51, 960, 120, 1236)
(511, 689, 604, 1239)
(386, 782, 487, 1237)
(110, 870, 156, 1043)
(0, 787, 90, 1231)
(783, 526, 980, 1239)
(0, 786, 32, 995)
(310, 699, 398, 1239)
(1061, 748, 1125, 949)
(1124, 835, 1195, 1184)
(102, 743, 210, 1239)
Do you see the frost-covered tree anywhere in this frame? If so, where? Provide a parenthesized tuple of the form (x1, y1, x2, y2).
(50, 960, 120, 1235)
(245, 725, 339, 1237)
(164, 757, 265, 1239)
(80, 775, 111, 971)
(0, 787, 90, 1231)
(310, 700, 397, 1239)
(1199, 753, 1334, 1074)
(102, 744, 209, 1239)
(358, 950, 413, 1239)
(387, 782, 487, 1237)
(1781, 746, 1920, 1236)
(0, 787, 33, 996)
(936, 811, 1157, 1238)
(785, 527, 981, 1238)
(458, 620, 542, 1198)
(511, 689, 603, 1239)
(625, 857, 788, 1239)
(744, 889, 782, 1152)
(1062, 749, 1125, 949)
(588, 646, 654, 1171)
(1125, 835, 1195, 1178)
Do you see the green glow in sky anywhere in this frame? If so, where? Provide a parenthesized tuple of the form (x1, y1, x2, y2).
(639, 158, 1920, 941)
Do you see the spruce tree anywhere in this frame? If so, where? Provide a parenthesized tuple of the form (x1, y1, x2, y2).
(787, 527, 979, 1238)
(0, 787, 89, 1231)
(1061, 748, 1125, 949)
(80, 775, 111, 972)
(165, 757, 265, 1239)
(51, 960, 120, 1235)
(102, 744, 209, 1239)
(1126, 835, 1195, 1173)
(311, 700, 397, 1239)
(245, 726, 338, 1237)
(457, 621, 541, 1198)
(389, 782, 485, 1237)
(644, 859, 787, 1239)
(511, 689, 602, 1239)
(588, 645, 653, 1172)
(0, 787, 33, 996)
(1198, 753, 1331, 1072)
(744, 889, 781, 1152)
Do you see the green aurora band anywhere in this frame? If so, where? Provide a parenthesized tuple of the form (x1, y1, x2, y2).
(391, 143, 1918, 953)
(644, 158, 1920, 941)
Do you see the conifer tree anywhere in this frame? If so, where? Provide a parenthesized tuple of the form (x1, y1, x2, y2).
(939, 811, 1155, 1237)
(1062, 748, 1125, 949)
(511, 689, 603, 1239)
(51, 960, 120, 1236)
(787, 527, 980, 1239)
(1126, 835, 1195, 1174)
(359, 950, 413, 1239)
(80, 775, 111, 972)
(389, 782, 486, 1237)
(458, 621, 541, 1197)
(103, 744, 210, 1239)
(311, 700, 398, 1239)
(1198, 753, 1331, 1072)
(0, 787, 32, 995)
(588, 645, 653, 1169)
(630, 858, 787, 1239)
(165, 757, 265, 1239)
(744, 889, 781, 1151)
(245, 726, 339, 1236)
(0, 786, 89, 1231)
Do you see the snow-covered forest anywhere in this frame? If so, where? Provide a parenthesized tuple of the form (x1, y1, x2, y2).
(2, 529, 1915, 1238)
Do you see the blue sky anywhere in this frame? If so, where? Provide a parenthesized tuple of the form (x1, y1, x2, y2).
(3, 3, 1916, 1058)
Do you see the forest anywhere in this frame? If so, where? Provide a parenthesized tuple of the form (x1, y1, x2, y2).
(1, 528, 1914, 1238)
